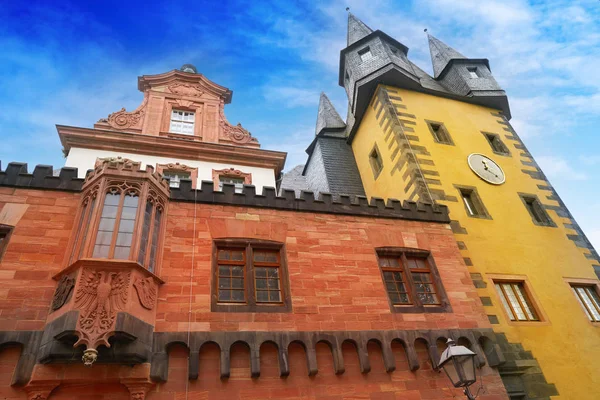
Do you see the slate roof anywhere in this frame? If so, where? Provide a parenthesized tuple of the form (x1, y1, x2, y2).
(315, 93, 346, 135)
(427, 33, 467, 78)
(347, 12, 373, 46)
(278, 164, 308, 196)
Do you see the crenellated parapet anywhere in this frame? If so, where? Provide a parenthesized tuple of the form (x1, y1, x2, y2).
(171, 179, 450, 222)
(0, 161, 450, 223)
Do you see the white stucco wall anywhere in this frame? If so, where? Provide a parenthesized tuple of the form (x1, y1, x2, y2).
(65, 147, 277, 192)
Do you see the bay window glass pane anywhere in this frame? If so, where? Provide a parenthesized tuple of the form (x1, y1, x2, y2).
(114, 194, 138, 260)
(78, 198, 95, 259)
(148, 208, 162, 273)
(69, 203, 87, 264)
(137, 201, 153, 266)
(93, 193, 120, 258)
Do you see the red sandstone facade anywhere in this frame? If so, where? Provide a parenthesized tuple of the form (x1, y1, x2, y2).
(0, 161, 508, 399)
(0, 65, 509, 400)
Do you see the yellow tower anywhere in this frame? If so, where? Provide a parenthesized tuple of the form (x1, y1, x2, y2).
(331, 14, 600, 399)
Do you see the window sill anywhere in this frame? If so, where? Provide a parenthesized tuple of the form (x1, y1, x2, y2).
(212, 301, 291, 313)
(159, 131, 201, 141)
(390, 303, 452, 314)
(56, 258, 164, 284)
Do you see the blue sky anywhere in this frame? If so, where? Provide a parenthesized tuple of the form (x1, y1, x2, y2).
(1, 0, 600, 249)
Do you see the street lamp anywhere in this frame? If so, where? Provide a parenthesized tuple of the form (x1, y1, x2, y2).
(438, 338, 478, 400)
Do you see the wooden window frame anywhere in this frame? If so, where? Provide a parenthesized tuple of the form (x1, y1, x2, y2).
(494, 282, 538, 322)
(518, 193, 556, 227)
(369, 143, 383, 180)
(455, 184, 492, 219)
(425, 120, 454, 145)
(0, 224, 14, 262)
(376, 247, 452, 313)
(564, 278, 600, 324)
(488, 274, 549, 326)
(482, 131, 511, 156)
(212, 168, 252, 193)
(92, 185, 141, 260)
(156, 163, 198, 189)
(211, 239, 292, 313)
(169, 109, 196, 135)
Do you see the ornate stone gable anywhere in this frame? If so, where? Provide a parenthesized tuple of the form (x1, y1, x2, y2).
(93, 67, 260, 148)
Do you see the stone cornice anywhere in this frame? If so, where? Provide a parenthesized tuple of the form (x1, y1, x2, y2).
(56, 125, 286, 173)
(137, 69, 232, 103)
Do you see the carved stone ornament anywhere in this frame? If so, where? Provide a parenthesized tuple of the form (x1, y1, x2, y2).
(50, 274, 75, 312)
(219, 104, 258, 145)
(167, 82, 204, 97)
(74, 269, 131, 365)
(106, 96, 147, 130)
(133, 276, 157, 310)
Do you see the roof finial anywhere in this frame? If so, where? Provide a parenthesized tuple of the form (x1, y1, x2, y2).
(424, 28, 428, 33)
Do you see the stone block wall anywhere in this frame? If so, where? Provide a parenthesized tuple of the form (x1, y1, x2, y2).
(0, 182, 509, 399)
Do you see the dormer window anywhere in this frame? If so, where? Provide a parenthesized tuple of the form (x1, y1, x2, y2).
(358, 47, 374, 62)
(213, 168, 252, 194)
(220, 176, 245, 193)
(170, 109, 195, 135)
(467, 67, 479, 79)
(162, 171, 190, 189)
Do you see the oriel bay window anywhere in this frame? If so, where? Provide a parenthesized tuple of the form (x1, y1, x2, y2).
(376, 248, 451, 313)
(212, 239, 291, 312)
(68, 157, 169, 274)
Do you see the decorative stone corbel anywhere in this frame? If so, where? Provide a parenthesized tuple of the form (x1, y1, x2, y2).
(121, 378, 155, 400)
(24, 381, 60, 400)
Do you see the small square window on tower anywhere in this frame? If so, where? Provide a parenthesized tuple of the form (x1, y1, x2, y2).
(358, 46, 374, 62)
(455, 185, 491, 219)
(494, 281, 539, 322)
(519, 194, 555, 227)
(467, 67, 479, 79)
(570, 283, 600, 322)
(369, 143, 383, 179)
(483, 132, 510, 155)
(426, 121, 453, 145)
(170, 109, 195, 135)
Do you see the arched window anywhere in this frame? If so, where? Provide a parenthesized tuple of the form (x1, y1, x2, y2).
(68, 193, 97, 265)
(93, 186, 140, 259)
(137, 192, 165, 273)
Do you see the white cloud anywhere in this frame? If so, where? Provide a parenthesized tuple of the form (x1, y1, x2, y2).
(536, 155, 587, 181)
(264, 86, 321, 108)
(261, 126, 314, 171)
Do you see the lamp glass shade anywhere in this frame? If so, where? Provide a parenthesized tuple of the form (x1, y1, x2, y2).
(438, 343, 477, 388)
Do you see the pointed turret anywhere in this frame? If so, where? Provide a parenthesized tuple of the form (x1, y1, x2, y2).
(315, 93, 346, 135)
(427, 34, 466, 78)
(347, 13, 373, 46)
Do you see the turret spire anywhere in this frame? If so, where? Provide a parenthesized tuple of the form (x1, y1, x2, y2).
(427, 33, 466, 78)
(315, 93, 346, 135)
(347, 13, 373, 46)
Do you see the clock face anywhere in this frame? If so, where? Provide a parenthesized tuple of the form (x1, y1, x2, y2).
(467, 154, 505, 185)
